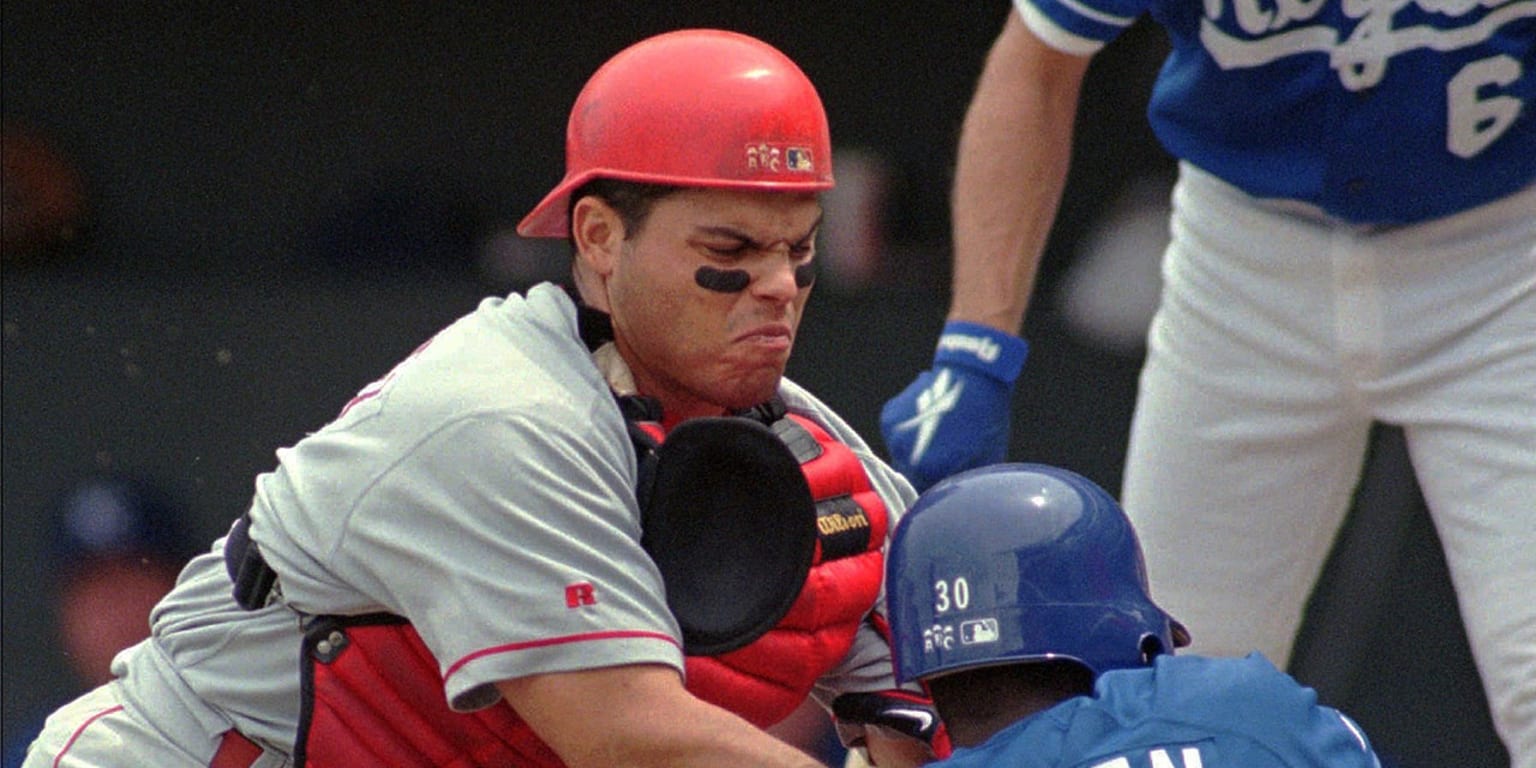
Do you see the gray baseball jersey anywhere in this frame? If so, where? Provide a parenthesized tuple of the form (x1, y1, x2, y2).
(25, 281, 916, 766)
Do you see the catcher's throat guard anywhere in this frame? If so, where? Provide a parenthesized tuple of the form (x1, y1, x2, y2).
(638, 415, 818, 655)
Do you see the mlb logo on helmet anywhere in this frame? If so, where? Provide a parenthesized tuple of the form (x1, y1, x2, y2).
(961, 618, 1000, 645)
(786, 147, 815, 172)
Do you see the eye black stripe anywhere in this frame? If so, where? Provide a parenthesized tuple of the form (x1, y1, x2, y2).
(695, 266, 752, 292)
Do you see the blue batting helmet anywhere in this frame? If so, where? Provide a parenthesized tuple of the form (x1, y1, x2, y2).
(886, 463, 1190, 684)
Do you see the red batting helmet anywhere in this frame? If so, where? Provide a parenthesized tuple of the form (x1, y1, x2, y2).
(516, 29, 835, 238)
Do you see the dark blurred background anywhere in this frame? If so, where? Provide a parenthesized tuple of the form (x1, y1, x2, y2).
(1, 3, 1506, 765)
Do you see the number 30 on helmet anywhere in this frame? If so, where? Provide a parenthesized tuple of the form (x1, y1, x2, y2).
(886, 463, 1191, 685)
(517, 28, 835, 238)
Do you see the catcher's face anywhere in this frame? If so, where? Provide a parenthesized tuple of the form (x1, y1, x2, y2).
(583, 187, 821, 423)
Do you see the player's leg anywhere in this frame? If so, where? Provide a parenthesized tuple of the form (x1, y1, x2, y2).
(1121, 163, 1373, 666)
(1408, 406, 1536, 767)
(1382, 182, 1536, 766)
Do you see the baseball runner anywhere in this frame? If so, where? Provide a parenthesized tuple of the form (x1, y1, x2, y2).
(24, 29, 941, 768)
(880, 3, 1536, 764)
(883, 463, 1383, 766)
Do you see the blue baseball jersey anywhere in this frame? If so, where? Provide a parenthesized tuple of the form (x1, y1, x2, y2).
(1014, 0, 1536, 224)
(936, 654, 1381, 767)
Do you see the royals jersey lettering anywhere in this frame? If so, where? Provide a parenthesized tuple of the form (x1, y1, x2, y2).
(1015, 0, 1535, 223)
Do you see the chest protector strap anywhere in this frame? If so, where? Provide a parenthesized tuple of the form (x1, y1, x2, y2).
(293, 405, 889, 766)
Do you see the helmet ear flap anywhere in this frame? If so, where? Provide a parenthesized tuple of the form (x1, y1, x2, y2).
(1136, 617, 1193, 664)
(1171, 619, 1192, 649)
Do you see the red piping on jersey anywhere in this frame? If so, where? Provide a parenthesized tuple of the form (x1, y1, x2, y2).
(444, 629, 680, 682)
(53, 704, 124, 768)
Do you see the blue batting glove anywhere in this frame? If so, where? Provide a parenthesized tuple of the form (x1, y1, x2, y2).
(880, 321, 1028, 491)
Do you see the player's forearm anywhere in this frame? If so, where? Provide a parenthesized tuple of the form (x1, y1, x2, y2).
(949, 13, 1091, 335)
(498, 665, 826, 768)
(571, 700, 826, 768)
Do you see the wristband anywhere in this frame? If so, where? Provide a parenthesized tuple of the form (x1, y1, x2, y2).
(932, 321, 1029, 384)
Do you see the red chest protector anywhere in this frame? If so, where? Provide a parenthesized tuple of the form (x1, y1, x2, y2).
(293, 409, 889, 767)
(681, 412, 889, 727)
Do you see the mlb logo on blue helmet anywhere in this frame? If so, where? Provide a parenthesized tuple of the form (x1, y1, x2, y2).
(961, 618, 1000, 645)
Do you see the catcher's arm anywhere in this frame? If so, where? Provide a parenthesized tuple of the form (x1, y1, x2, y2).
(496, 665, 824, 768)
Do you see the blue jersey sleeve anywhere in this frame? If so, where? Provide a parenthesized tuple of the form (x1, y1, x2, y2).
(1012, 0, 1152, 54)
